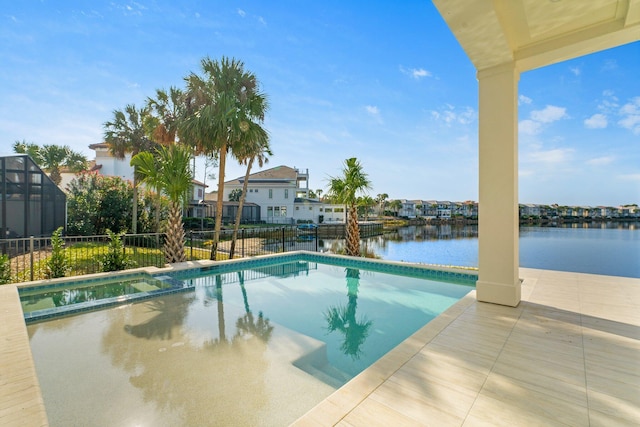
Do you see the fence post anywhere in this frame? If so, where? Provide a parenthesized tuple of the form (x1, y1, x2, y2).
(190, 230, 193, 260)
(242, 228, 245, 258)
(282, 227, 285, 253)
(315, 227, 318, 252)
(30, 236, 35, 281)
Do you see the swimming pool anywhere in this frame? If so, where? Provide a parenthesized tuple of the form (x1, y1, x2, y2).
(26, 253, 475, 426)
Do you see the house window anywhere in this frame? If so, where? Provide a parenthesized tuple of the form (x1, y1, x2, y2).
(255, 189, 258, 193)
(295, 206, 299, 211)
(284, 189, 288, 199)
(267, 206, 273, 217)
(269, 189, 273, 199)
(274, 206, 280, 216)
(281, 206, 287, 216)
(197, 189, 203, 198)
(325, 208, 332, 212)
(249, 189, 253, 192)
(319, 208, 323, 212)
(309, 207, 312, 210)
(335, 208, 344, 213)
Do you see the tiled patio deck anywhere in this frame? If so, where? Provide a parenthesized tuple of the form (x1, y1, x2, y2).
(293, 268, 640, 426)
(1, 268, 638, 426)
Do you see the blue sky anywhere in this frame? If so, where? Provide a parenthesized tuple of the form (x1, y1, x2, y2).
(1, 1, 638, 206)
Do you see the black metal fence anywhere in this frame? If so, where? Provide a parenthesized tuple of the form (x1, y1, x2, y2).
(0, 226, 319, 284)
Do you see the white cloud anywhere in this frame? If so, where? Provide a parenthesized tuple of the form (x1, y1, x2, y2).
(618, 173, 640, 181)
(530, 105, 567, 123)
(518, 95, 532, 105)
(617, 97, 640, 134)
(399, 66, 432, 80)
(519, 119, 542, 135)
(237, 9, 246, 17)
(365, 105, 379, 116)
(526, 148, 574, 164)
(570, 67, 581, 76)
(258, 16, 267, 26)
(586, 156, 614, 166)
(429, 105, 476, 126)
(584, 113, 607, 129)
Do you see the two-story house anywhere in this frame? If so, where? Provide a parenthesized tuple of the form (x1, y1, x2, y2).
(222, 165, 345, 224)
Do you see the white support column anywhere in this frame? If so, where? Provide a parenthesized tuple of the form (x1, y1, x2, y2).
(476, 62, 521, 307)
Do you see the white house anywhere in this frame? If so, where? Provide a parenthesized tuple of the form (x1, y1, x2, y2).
(222, 165, 345, 224)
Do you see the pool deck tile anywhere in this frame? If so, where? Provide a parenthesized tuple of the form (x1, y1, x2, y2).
(1, 265, 639, 427)
(0, 285, 48, 427)
(292, 268, 640, 427)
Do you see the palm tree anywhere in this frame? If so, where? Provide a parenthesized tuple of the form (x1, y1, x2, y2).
(358, 195, 376, 221)
(146, 87, 185, 231)
(104, 104, 157, 234)
(180, 56, 269, 260)
(13, 141, 87, 185)
(12, 140, 43, 163)
(228, 135, 271, 259)
(131, 144, 193, 263)
(389, 199, 402, 217)
(327, 158, 372, 257)
(376, 193, 388, 217)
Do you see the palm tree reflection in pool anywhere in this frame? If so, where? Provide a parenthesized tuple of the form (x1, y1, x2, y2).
(234, 271, 274, 342)
(324, 268, 373, 360)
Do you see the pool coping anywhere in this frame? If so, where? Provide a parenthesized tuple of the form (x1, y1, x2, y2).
(3, 251, 478, 426)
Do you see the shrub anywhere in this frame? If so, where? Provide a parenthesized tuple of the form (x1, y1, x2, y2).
(0, 254, 11, 285)
(46, 227, 68, 279)
(100, 230, 136, 272)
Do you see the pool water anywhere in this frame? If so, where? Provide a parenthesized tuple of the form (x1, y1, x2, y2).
(20, 274, 178, 320)
(27, 256, 475, 427)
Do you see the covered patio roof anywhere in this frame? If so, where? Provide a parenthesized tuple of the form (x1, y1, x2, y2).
(433, 0, 640, 73)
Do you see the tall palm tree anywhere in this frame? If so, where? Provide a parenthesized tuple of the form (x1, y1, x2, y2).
(358, 195, 376, 221)
(131, 144, 193, 263)
(104, 104, 157, 234)
(146, 87, 185, 232)
(228, 134, 271, 259)
(180, 56, 269, 260)
(12, 140, 43, 163)
(327, 158, 372, 257)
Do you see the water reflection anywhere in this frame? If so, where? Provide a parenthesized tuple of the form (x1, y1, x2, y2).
(324, 268, 373, 360)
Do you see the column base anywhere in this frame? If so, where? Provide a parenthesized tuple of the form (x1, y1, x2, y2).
(476, 279, 521, 307)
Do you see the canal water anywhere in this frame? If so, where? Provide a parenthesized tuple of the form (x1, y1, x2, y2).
(319, 222, 639, 278)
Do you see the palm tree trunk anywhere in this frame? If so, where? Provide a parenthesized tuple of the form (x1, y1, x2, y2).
(210, 143, 227, 260)
(164, 202, 186, 263)
(229, 157, 254, 259)
(347, 205, 360, 257)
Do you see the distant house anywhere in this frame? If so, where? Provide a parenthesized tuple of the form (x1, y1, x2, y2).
(221, 165, 345, 224)
(0, 154, 66, 238)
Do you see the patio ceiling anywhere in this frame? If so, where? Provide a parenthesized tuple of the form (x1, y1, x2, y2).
(432, 0, 640, 72)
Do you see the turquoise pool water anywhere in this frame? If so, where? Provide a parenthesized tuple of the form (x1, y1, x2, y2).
(27, 254, 475, 426)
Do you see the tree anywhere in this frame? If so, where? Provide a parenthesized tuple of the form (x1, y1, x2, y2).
(228, 189, 243, 202)
(131, 144, 193, 263)
(358, 195, 376, 221)
(316, 189, 323, 200)
(375, 193, 388, 216)
(146, 87, 185, 231)
(13, 141, 88, 186)
(45, 227, 68, 279)
(228, 135, 271, 259)
(327, 158, 372, 257)
(389, 199, 402, 217)
(104, 104, 157, 234)
(180, 56, 268, 260)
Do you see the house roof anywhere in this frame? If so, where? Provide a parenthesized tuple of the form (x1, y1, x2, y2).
(432, 0, 639, 73)
(225, 165, 298, 185)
